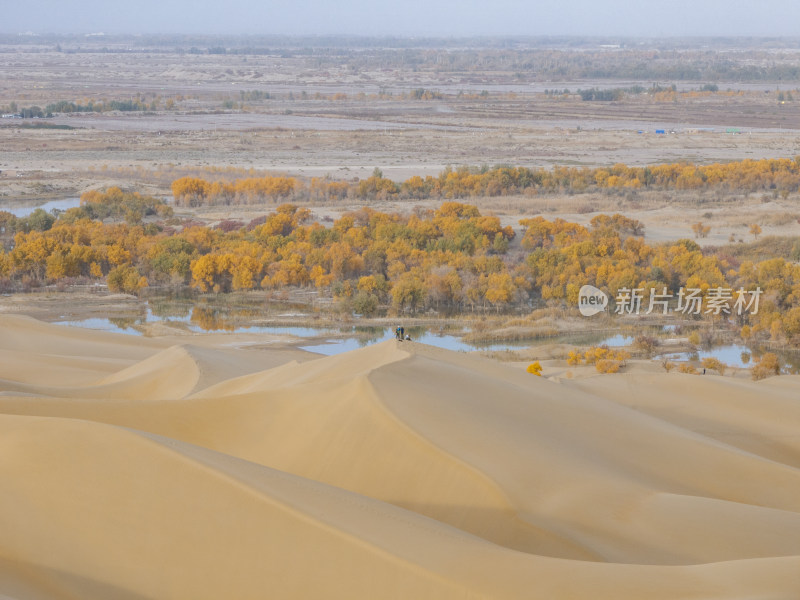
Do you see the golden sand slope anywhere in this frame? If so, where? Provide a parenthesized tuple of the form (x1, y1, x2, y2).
(0, 315, 799, 599)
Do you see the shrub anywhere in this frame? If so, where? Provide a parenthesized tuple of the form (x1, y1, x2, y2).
(527, 361, 543, 376)
(595, 358, 621, 374)
(633, 335, 660, 357)
(701, 357, 727, 375)
(577, 346, 629, 371)
(566, 350, 583, 366)
(215, 219, 245, 232)
(751, 352, 780, 380)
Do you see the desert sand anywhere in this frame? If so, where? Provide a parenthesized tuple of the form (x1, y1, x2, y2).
(0, 313, 799, 599)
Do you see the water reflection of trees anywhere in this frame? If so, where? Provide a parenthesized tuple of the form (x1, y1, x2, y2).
(191, 307, 235, 332)
(149, 301, 192, 320)
(108, 316, 138, 330)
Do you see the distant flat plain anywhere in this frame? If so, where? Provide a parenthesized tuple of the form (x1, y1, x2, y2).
(1, 40, 799, 248)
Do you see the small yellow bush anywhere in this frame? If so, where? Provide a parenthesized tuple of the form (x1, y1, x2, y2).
(527, 361, 543, 376)
(568, 346, 630, 373)
(566, 350, 582, 366)
(701, 357, 727, 375)
(751, 353, 780, 380)
(595, 359, 621, 374)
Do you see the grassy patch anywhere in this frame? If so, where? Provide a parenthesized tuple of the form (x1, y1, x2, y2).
(19, 122, 76, 130)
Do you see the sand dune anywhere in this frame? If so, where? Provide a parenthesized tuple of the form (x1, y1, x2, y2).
(0, 315, 799, 599)
(566, 373, 800, 469)
(0, 315, 165, 388)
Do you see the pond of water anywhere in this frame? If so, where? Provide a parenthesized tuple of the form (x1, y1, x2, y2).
(52, 309, 532, 353)
(660, 344, 800, 370)
(54, 317, 145, 336)
(1, 198, 81, 218)
(56, 302, 789, 366)
(298, 329, 525, 355)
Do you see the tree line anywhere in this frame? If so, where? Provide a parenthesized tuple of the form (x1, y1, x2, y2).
(2, 98, 168, 118)
(172, 158, 800, 207)
(1, 189, 799, 346)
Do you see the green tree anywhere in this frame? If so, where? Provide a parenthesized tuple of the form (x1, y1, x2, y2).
(352, 291, 379, 316)
(391, 271, 426, 312)
(24, 209, 56, 232)
(107, 265, 147, 294)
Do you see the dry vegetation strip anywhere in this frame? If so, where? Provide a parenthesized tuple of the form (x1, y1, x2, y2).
(170, 158, 800, 207)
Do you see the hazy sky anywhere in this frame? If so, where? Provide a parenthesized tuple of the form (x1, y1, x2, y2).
(5, 0, 800, 37)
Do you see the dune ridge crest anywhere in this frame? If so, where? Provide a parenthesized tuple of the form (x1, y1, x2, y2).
(0, 317, 798, 599)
